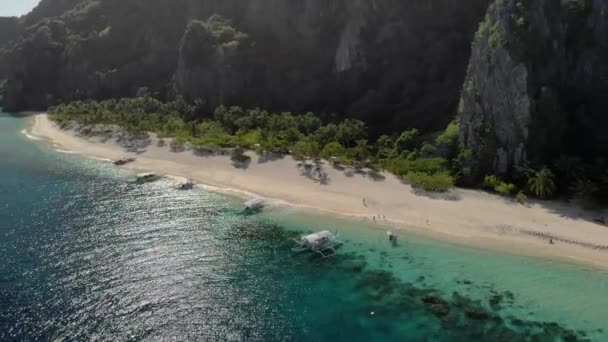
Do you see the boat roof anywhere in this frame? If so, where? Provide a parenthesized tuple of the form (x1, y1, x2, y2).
(245, 198, 266, 205)
(302, 230, 334, 243)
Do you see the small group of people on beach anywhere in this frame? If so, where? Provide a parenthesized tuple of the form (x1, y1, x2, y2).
(372, 214, 387, 222)
(363, 198, 389, 223)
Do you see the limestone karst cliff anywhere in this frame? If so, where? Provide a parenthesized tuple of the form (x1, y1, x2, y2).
(459, 0, 608, 182)
(2, 0, 606, 199)
(0, 0, 489, 135)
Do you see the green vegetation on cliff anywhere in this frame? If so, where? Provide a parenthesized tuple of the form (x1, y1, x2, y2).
(460, 0, 608, 204)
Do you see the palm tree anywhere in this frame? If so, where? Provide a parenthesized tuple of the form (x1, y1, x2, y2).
(528, 167, 556, 199)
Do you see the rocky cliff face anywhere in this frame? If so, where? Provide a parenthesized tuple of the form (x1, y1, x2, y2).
(0, 17, 19, 95)
(0, 0, 489, 135)
(0, 17, 19, 46)
(459, 0, 608, 181)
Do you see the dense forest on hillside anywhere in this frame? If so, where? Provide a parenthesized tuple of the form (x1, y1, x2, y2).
(0, 0, 490, 135)
(1, 0, 607, 204)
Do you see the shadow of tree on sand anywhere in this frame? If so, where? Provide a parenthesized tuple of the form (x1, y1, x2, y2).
(258, 151, 285, 164)
(232, 158, 252, 170)
(297, 160, 330, 185)
(75, 125, 151, 154)
(529, 197, 608, 228)
(395, 177, 461, 201)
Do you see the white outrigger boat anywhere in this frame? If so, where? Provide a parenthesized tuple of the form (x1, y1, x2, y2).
(292, 231, 343, 258)
(244, 198, 266, 213)
(135, 173, 162, 184)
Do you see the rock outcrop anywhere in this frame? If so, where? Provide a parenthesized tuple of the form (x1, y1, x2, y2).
(460, 0, 608, 181)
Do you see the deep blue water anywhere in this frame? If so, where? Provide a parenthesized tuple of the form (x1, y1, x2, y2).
(1, 111, 608, 341)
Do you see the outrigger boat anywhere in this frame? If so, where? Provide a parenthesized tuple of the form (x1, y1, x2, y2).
(135, 173, 162, 184)
(292, 230, 343, 258)
(178, 180, 195, 190)
(244, 198, 266, 213)
(114, 157, 136, 166)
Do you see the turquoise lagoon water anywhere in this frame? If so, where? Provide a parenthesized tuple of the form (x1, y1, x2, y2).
(1, 111, 607, 341)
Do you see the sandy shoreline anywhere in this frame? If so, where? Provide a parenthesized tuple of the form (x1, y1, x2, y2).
(27, 114, 608, 268)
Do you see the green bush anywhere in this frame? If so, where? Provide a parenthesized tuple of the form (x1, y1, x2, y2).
(292, 139, 321, 160)
(235, 129, 262, 148)
(495, 182, 516, 196)
(516, 191, 528, 204)
(394, 129, 419, 153)
(385, 157, 448, 177)
(483, 175, 500, 188)
(420, 143, 437, 157)
(406, 171, 454, 192)
(483, 175, 516, 196)
(527, 167, 556, 199)
(193, 121, 234, 147)
(320, 142, 346, 160)
(436, 121, 460, 146)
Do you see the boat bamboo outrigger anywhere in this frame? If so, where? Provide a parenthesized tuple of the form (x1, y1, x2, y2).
(292, 230, 343, 258)
(244, 198, 266, 213)
(135, 173, 162, 184)
(178, 180, 195, 190)
(114, 157, 136, 166)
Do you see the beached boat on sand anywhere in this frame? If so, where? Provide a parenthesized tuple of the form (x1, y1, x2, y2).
(292, 230, 343, 258)
(113, 157, 136, 166)
(178, 180, 195, 190)
(135, 173, 162, 184)
(244, 198, 266, 213)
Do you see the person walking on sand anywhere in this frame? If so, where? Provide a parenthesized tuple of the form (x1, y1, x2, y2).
(363, 197, 367, 207)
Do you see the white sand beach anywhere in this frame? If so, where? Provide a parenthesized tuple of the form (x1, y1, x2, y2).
(28, 114, 608, 267)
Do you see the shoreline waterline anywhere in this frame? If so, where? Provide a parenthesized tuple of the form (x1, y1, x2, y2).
(25, 113, 608, 269)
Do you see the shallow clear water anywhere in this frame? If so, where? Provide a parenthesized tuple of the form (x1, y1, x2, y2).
(1, 111, 607, 341)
